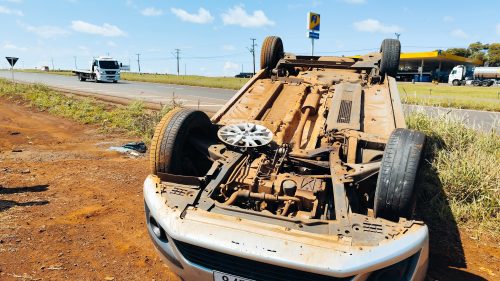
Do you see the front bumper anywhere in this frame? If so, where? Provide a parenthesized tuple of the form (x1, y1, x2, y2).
(144, 176, 428, 281)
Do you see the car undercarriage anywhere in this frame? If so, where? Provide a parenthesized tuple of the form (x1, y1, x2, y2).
(144, 36, 428, 281)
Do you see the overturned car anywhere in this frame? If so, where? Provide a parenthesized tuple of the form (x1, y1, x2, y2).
(144, 36, 428, 281)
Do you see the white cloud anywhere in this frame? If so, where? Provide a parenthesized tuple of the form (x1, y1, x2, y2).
(443, 16, 454, 22)
(343, 0, 366, 4)
(222, 44, 236, 51)
(141, 7, 163, 16)
(71, 20, 126, 37)
(223, 61, 239, 73)
(497, 23, 500, 35)
(20, 22, 69, 38)
(171, 7, 213, 24)
(221, 5, 274, 28)
(353, 19, 402, 33)
(0, 5, 23, 16)
(451, 29, 468, 39)
(2, 42, 27, 51)
(107, 40, 116, 47)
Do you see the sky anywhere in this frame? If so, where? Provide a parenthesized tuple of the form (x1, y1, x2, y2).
(0, 0, 499, 76)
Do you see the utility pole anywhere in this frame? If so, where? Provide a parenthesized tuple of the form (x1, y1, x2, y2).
(395, 33, 401, 40)
(51, 58, 54, 71)
(174, 49, 181, 76)
(136, 53, 141, 74)
(248, 38, 257, 75)
(73, 56, 77, 69)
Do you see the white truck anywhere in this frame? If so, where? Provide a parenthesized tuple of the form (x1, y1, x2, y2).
(73, 56, 121, 83)
(448, 65, 500, 86)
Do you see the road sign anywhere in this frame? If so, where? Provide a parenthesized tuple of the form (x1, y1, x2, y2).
(308, 31, 319, 39)
(308, 12, 320, 31)
(5, 57, 19, 67)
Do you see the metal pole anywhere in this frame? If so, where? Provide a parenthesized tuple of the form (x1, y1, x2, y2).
(11, 66, 14, 83)
(311, 38, 315, 56)
(249, 38, 256, 75)
(136, 53, 141, 74)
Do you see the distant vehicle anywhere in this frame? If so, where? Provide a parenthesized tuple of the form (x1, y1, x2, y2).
(73, 56, 121, 83)
(448, 65, 500, 86)
(235, 72, 253, 78)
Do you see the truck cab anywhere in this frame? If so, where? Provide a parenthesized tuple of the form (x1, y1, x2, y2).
(448, 65, 466, 86)
(74, 56, 121, 83)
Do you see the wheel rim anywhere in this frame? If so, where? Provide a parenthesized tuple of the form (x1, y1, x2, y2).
(217, 123, 273, 147)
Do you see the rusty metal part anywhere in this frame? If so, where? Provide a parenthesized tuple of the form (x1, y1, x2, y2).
(223, 189, 301, 206)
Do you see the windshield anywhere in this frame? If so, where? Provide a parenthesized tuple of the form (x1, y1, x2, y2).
(99, 60, 119, 69)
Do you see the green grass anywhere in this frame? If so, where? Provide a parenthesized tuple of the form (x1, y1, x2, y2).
(14, 69, 74, 76)
(408, 112, 499, 237)
(14, 69, 249, 90)
(0, 78, 174, 142)
(121, 72, 248, 90)
(399, 83, 500, 112)
(16, 69, 500, 111)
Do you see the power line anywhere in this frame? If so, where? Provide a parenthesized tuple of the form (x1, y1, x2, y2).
(174, 49, 181, 76)
(136, 53, 141, 74)
(248, 38, 257, 75)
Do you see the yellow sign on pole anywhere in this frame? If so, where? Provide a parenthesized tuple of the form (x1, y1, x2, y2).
(308, 12, 320, 31)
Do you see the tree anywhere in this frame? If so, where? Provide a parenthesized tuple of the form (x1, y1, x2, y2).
(445, 48, 469, 57)
(487, 43, 500, 66)
(468, 42, 488, 53)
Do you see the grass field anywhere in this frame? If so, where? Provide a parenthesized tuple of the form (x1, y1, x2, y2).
(0, 78, 174, 142)
(12, 69, 500, 111)
(408, 112, 499, 237)
(121, 72, 248, 90)
(398, 83, 500, 112)
(1, 77, 498, 237)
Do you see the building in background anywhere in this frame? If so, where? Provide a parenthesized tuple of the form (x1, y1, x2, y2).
(397, 50, 482, 82)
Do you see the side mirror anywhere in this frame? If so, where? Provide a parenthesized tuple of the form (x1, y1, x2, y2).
(120, 63, 123, 67)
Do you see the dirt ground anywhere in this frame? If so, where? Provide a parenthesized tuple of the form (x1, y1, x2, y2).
(0, 99, 498, 281)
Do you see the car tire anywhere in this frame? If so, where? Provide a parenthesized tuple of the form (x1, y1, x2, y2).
(150, 108, 215, 176)
(452, 79, 459, 86)
(472, 80, 480, 86)
(260, 36, 284, 70)
(79, 75, 86, 82)
(374, 128, 425, 221)
(379, 39, 401, 81)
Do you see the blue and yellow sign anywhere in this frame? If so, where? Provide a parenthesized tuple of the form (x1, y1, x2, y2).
(308, 12, 320, 31)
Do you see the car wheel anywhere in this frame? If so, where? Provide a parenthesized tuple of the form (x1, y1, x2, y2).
(260, 36, 284, 70)
(452, 79, 459, 86)
(482, 80, 490, 87)
(472, 80, 480, 86)
(379, 39, 401, 82)
(374, 128, 425, 221)
(150, 108, 215, 176)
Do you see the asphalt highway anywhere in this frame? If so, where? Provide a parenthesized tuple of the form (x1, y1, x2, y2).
(1, 71, 498, 131)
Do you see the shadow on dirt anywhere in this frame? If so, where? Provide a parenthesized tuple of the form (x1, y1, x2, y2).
(0, 184, 49, 194)
(0, 184, 49, 212)
(415, 135, 485, 281)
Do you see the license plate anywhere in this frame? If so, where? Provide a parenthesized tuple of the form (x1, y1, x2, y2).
(213, 271, 254, 281)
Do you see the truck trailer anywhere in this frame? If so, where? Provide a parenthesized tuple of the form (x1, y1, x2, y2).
(448, 65, 500, 86)
(73, 56, 121, 83)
